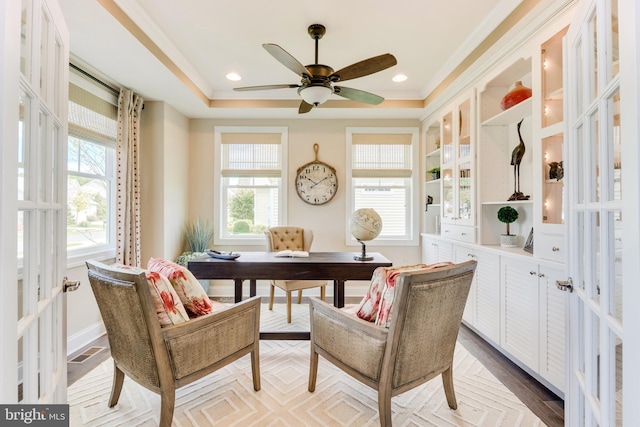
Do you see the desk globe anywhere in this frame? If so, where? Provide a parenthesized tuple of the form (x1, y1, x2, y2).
(350, 208, 382, 260)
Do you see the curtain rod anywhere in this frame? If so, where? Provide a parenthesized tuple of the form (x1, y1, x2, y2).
(69, 63, 120, 95)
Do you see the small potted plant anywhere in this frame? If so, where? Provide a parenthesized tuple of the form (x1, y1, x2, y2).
(497, 206, 519, 247)
(176, 219, 214, 293)
(427, 167, 441, 180)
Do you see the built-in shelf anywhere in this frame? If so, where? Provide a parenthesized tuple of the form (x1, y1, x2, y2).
(426, 149, 441, 158)
(481, 98, 533, 126)
(426, 179, 441, 184)
(482, 199, 534, 205)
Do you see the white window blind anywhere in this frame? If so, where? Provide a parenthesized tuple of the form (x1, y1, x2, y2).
(348, 128, 418, 245)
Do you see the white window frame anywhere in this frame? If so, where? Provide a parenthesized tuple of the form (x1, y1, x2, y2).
(213, 126, 288, 246)
(65, 70, 117, 267)
(346, 127, 419, 246)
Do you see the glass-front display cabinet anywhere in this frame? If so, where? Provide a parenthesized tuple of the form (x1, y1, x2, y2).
(440, 93, 475, 232)
(532, 25, 569, 262)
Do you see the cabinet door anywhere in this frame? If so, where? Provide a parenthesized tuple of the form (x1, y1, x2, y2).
(473, 250, 501, 343)
(453, 246, 475, 325)
(538, 265, 566, 393)
(421, 236, 438, 264)
(501, 257, 539, 369)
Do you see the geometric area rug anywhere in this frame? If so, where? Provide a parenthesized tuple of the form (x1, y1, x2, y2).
(68, 306, 546, 426)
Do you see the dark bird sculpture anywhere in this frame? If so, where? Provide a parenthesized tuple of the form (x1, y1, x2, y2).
(508, 118, 530, 201)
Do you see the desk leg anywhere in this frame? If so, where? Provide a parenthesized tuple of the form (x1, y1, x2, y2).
(234, 279, 243, 303)
(334, 280, 345, 308)
(249, 280, 256, 297)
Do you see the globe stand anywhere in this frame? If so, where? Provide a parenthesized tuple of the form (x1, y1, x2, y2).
(354, 239, 373, 261)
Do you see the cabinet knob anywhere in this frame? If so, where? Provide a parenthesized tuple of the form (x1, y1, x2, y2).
(461, 232, 466, 236)
(552, 246, 560, 252)
(530, 271, 537, 275)
(538, 273, 545, 278)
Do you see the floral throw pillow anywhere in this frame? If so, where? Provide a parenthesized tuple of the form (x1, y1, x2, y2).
(354, 266, 389, 322)
(375, 262, 453, 328)
(110, 263, 189, 326)
(147, 257, 213, 317)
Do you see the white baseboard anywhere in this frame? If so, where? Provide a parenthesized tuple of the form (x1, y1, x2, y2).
(67, 321, 106, 357)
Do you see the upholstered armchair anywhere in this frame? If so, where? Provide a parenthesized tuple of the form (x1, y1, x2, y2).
(308, 261, 477, 427)
(86, 260, 261, 427)
(264, 226, 326, 323)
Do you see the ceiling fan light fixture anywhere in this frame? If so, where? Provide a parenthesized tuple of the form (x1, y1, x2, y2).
(299, 85, 332, 106)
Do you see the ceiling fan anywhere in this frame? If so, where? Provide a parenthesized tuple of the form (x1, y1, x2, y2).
(233, 24, 397, 114)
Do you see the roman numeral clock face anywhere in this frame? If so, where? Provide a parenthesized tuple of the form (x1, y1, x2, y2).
(295, 161, 338, 205)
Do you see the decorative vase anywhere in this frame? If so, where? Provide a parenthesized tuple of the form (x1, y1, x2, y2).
(500, 234, 518, 248)
(500, 81, 532, 110)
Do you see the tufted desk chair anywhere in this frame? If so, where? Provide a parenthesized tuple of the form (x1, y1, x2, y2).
(265, 226, 326, 323)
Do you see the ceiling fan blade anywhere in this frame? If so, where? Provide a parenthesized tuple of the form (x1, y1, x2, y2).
(263, 43, 312, 77)
(329, 53, 397, 82)
(233, 84, 300, 91)
(334, 86, 384, 105)
(298, 100, 314, 114)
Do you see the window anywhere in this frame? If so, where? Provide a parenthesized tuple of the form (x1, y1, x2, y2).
(346, 128, 419, 245)
(66, 67, 118, 262)
(214, 127, 288, 245)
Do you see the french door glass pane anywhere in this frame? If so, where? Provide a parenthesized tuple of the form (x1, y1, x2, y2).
(20, 0, 30, 78)
(39, 8, 49, 97)
(590, 111, 600, 203)
(458, 162, 471, 220)
(611, 209, 622, 323)
(18, 210, 25, 322)
(589, 12, 598, 102)
(589, 311, 601, 401)
(18, 89, 28, 201)
(614, 333, 622, 426)
(38, 110, 48, 202)
(609, 89, 621, 201)
(442, 111, 453, 164)
(576, 124, 585, 204)
(610, 0, 619, 80)
(576, 39, 584, 115)
(577, 211, 586, 291)
(591, 211, 601, 304)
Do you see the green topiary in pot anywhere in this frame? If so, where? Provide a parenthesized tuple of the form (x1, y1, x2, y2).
(497, 206, 519, 247)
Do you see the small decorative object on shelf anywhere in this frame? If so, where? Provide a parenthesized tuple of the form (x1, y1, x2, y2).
(350, 208, 382, 260)
(500, 80, 532, 110)
(509, 118, 531, 201)
(425, 195, 433, 211)
(497, 206, 519, 248)
(427, 167, 441, 180)
(548, 161, 564, 180)
(523, 228, 534, 253)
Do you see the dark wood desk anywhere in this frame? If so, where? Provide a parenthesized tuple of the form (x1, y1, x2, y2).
(188, 252, 392, 339)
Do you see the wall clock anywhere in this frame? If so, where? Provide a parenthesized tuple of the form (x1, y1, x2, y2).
(295, 143, 338, 205)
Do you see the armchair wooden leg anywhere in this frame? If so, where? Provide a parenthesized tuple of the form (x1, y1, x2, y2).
(308, 348, 319, 392)
(269, 284, 275, 310)
(158, 389, 176, 427)
(378, 387, 393, 426)
(297, 289, 303, 304)
(286, 291, 292, 323)
(442, 366, 458, 409)
(251, 347, 261, 391)
(108, 363, 125, 407)
(320, 285, 326, 301)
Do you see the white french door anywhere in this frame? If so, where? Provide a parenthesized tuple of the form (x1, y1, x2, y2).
(0, 0, 69, 403)
(564, 0, 640, 425)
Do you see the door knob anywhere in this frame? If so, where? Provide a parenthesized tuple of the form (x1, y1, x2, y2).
(556, 277, 574, 292)
(63, 277, 81, 293)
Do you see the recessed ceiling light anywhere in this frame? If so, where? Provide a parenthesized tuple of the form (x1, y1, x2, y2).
(226, 72, 242, 81)
(392, 74, 408, 82)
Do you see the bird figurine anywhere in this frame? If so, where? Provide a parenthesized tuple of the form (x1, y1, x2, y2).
(548, 161, 564, 181)
(508, 118, 530, 201)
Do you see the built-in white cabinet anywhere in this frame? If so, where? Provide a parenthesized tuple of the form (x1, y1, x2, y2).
(423, 120, 442, 234)
(421, 234, 564, 396)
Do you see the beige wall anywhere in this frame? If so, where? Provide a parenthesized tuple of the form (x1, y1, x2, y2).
(189, 118, 423, 297)
(140, 101, 190, 264)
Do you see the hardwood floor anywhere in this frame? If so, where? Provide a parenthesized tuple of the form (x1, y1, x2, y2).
(68, 315, 564, 426)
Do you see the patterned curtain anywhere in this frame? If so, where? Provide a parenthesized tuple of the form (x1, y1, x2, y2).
(116, 88, 143, 266)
